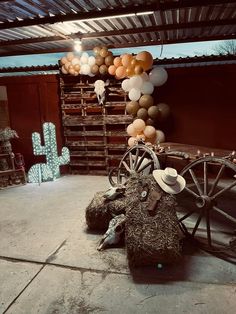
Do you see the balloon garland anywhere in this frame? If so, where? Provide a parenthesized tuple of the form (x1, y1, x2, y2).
(60, 48, 170, 147)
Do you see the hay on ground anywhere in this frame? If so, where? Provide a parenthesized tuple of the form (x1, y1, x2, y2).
(85, 191, 126, 230)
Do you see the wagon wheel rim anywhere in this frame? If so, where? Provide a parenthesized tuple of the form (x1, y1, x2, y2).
(178, 156, 236, 253)
(114, 144, 160, 186)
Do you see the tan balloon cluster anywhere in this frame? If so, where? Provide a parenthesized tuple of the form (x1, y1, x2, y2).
(107, 51, 153, 79)
(60, 47, 115, 76)
(120, 52, 170, 147)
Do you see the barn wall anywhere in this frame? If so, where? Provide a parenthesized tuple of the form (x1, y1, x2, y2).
(158, 64, 236, 150)
(0, 64, 235, 171)
(0, 75, 62, 170)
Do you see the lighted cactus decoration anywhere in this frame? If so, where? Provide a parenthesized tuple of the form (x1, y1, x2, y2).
(28, 122, 70, 183)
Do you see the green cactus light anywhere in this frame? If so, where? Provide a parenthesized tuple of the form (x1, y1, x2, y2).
(28, 122, 70, 183)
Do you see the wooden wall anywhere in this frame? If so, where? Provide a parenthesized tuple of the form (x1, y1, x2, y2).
(0, 64, 235, 171)
(157, 64, 236, 150)
(0, 75, 62, 170)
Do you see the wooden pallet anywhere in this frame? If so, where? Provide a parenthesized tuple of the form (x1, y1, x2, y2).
(59, 75, 132, 175)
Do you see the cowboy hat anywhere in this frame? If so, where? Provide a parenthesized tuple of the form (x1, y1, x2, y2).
(152, 167, 186, 194)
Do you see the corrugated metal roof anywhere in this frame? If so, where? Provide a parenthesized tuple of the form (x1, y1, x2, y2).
(0, 1, 235, 57)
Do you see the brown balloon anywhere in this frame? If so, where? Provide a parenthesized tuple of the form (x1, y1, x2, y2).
(146, 118, 155, 126)
(105, 55, 114, 66)
(99, 64, 108, 75)
(139, 95, 154, 109)
(137, 108, 148, 121)
(100, 48, 109, 58)
(148, 106, 160, 120)
(126, 101, 140, 116)
(156, 103, 170, 120)
(95, 55, 105, 66)
(91, 64, 99, 75)
(93, 46, 101, 56)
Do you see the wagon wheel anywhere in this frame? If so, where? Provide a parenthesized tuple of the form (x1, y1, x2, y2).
(109, 143, 160, 186)
(178, 156, 236, 255)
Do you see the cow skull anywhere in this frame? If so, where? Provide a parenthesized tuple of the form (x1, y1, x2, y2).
(97, 214, 126, 251)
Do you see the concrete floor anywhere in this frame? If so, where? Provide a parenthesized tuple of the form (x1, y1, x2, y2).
(0, 175, 236, 314)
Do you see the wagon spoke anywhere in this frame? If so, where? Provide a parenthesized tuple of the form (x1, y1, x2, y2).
(133, 148, 140, 169)
(129, 152, 134, 170)
(178, 210, 196, 222)
(189, 169, 203, 195)
(135, 151, 148, 171)
(185, 186, 199, 198)
(192, 208, 205, 236)
(137, 160, 154, 173)
(211, 180, 236, 200)
(208, 164, 225, 196)
(204, 161, 208, 195)
(213, 206, 236, 224)
(122, 160, 131, 172)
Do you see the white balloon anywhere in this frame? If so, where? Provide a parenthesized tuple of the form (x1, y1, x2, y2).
(80, 52, 89, 64)
(71, 57, 80, 65)
(88, 56, 96, 66)
(129, 75, 143, 89)
(140, 81, 154, 95)
(80, 64, 90, 75)
(149, 67, 168, 87)
(156, 130, 165, 143)
(128, 88, 141, 101)
(121, 79, 131, 92)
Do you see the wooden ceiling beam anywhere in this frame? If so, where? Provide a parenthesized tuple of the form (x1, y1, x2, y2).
(0, 1, 235, 30)
(0, 33, 234, 57)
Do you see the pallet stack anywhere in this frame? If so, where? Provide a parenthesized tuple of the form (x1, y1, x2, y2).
(59, 75, 132, 175)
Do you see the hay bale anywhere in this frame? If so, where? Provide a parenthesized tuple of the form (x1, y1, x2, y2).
(125, 174, 182, 266)
(85, 191, 126, 230)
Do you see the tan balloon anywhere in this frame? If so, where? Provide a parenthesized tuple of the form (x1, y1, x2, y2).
(60, 56, 68, 65)
(136, 51, 153, 71)
(100, 47, 109, 58)
(132, 118, 146, 133)
(115, 66, 126, 79)
(136, 133, 146, 141)
(126, 66, 135, 77)
(139, 95, 154, 109)
(156, 103, 170, 120)
(93, 46, 101, 56)
(113, 57, 122, 67)
(61, 65, 68, 74)
(134, 65, 144, 75)
(108, 65, 116, 75)
(105, 55, 114, 66)
(69, 68, 75, 75)
(127, 124, 138, 137)
(143, 125, 156, 139)
(128, 137, 137, 147)
(91, 64, 99, 75)
(99, 64, 108, 75)
(95, 55, 105, 66)
(121, 54, 133, 68)
(64, 62, 71, 71)
(66, 52, 74, 61)
(74, 64, 80, 72)
(137, 108, 148, 121)
(148, 106, 160, 120)
(126, 101, 140, 116)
